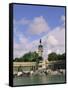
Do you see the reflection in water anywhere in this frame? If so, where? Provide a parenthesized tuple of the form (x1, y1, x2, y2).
(13, 74, 65, 86)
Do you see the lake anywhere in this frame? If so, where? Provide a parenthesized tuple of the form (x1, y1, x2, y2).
(13, 74, 66, 86)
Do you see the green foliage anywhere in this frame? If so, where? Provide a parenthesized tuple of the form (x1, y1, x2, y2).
(48, 52, 66, 69)
(48, 52, 66, 61)
(48, 52, 57, 61)
(14, 51, 39, 62)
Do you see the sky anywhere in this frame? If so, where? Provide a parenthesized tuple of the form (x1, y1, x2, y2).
(13, 4, 66, 59)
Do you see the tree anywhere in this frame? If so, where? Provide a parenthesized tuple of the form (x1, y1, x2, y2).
(48, 52, 58, 61)
(48, 52, 66, 61)
(14, 58, 20, 62)
(14, 51, 39, 62)
(48, 52, 66, 69)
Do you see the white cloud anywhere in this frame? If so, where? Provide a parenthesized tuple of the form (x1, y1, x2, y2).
(47, 49, 52, 54)
(14, 25, 65, 59)
(13, 15, 65, 59)
(13, 33, 38, 58)
(13, 30, 29, 58)
(18, 18, 30, 25)
(28, 16, 50, 35)
(19, 35, 28, 44)
(56, 49, 60, 54)
(61, 15, 65, 22)
(14, 18, 31, 25)
(47, 35, 58, 46)
(42, 25, 65, 56)
(61, 15, 65, 26)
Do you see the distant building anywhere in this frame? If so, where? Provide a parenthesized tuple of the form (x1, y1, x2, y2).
(38, 39, 43, 58)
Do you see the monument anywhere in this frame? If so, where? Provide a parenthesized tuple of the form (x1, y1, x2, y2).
(38, 39, 46, 69)
(38, 39, 43, 60)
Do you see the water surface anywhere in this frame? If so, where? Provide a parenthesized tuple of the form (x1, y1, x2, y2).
(13, 74, 66, 86)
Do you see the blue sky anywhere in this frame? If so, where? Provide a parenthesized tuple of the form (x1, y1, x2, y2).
(13, 4, 65, 59)
(13, 4, 65, 27)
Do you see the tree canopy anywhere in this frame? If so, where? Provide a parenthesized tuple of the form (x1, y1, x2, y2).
(48, 52, 66, 61)
(14, 51, 66, 62)
(14, 51, 39, 62)
(48, 52, 66, 69)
